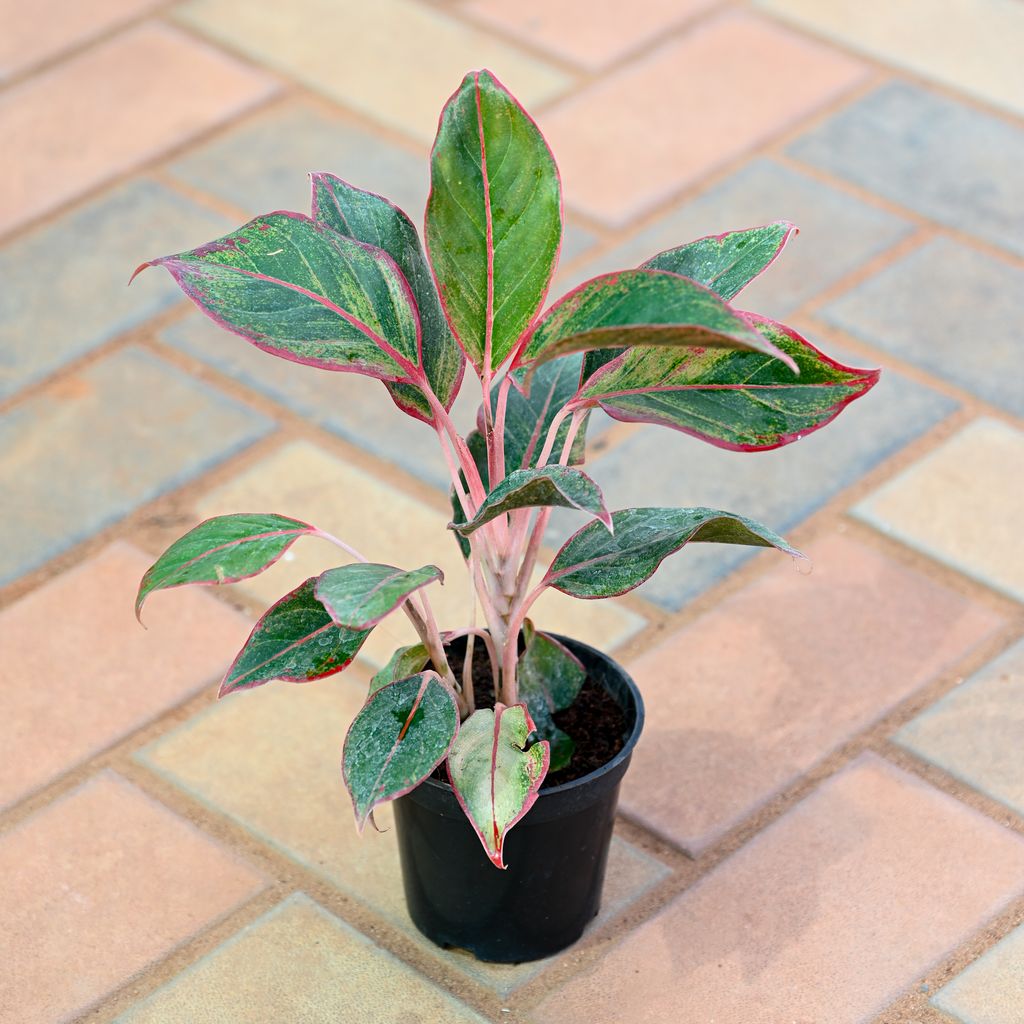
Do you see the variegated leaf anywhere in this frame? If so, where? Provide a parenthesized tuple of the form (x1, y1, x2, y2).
(135, 513, 314, 620)
(426, 69, 562, 372)
(516, 270, 796, 374)
(447, 704, 549, 868)
(545, 507, 802, 599)
(342, 672, 459, 830)
(220, 578, 371, 697)
(311, 173, 464, 421)
(517, 621, 585, 772)
(370, 644, 431, 694)
(315, 563, 444, 629)
(574, 315, 879, 451)
(133, 212, 421, 383)
(642, 222, 797, 300)
(452, 465, 610, 536)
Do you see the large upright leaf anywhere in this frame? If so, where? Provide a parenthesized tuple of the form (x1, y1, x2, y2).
(452, 465, 611, 536)
(426, 69, 562, 372)
(311, 173, 464, 421)
(517, 621, 585, 773)
(220, 578, 372, 697)
(315, 563, 444, 629)
(642, 222, 797, 300)
(133, 212, 421, 382)
(136, 513, 314, 620)
(516, 270, 796, 373)
(545, 507, 802, 599)
(447, 704, 549, 868)
(576, 315, 879, 451)
(342, 672, 459, 830)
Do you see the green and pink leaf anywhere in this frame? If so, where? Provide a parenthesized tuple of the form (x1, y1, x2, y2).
(342, 672, 459, 830)
(315, 563, 444, 629)
(370, 643, 431, 694)
(135, 513, 315, 620)
(447, 703, 549, 869)
(220, 578, 371, 697)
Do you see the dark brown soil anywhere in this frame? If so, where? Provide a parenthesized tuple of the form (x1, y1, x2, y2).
(438, 637, 627, 788)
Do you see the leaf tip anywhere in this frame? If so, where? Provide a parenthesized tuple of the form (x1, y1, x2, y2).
(128, 260, 154, 286)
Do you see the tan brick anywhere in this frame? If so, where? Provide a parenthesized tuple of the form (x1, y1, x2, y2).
(0, 0, 161, 78)
(0, 772, 265, 1024)
(531, 755, 1024, 1024)
(194, 441, 645, 667)
(464, 0, 717, 71)
(622, 532, 1003, 854)
(0, 23, 278, 236)
(176, 0, 571, 144)
(0, 542, 253, 810)
(117, 894, 488, 1023)
(758, 0, 1024, 117)
(856, 418, 1024, 602)
(139, 663, 668, 994)
(537, 11, 867, 227)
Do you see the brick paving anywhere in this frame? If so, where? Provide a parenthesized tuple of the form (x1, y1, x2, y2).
(1, 3, 1021, 1022)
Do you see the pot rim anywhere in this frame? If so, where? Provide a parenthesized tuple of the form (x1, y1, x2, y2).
(421, 634, 644, 799)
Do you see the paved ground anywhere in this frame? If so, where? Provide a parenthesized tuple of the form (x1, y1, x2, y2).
(2, 2, 1023, 1022)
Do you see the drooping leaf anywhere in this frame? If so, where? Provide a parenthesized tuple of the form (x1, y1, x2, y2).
(220, 578, 371, 697)
(447, 703, 549, 868)
(315, 563, 444, 629)
(370, 644, 431, 695)
(311, 173, 464, 421)
(642, 222, 797, 300)
(132, 212, 422, 383)
(545, 507, 803, 599)
(504, 355, 589, 469)
(426, 69, 562, 372)
(450, 429, 490, 559)
(135, 513, 314, 620)
(575, 315, 879, 451)
(517, 621, 586, 773)
(342, 672, 459, 830)
(516, 270, 796, 374)
(453, 465, 611, 536)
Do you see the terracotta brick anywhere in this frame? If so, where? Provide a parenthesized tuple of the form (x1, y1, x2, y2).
(0, 772, 265, 1024)
(0, 0, 161, 78)
(176, 0, 570, 144)
(932, 922, 1024, 1024)
(464, 0, 718, 71)
(531, 755, 1024, 1024)
(0, 543, 252, 811)
(758, 0, 1024, 117)
(537, 11, 867, 227)
(0, 23, 278, 236)
(139, 668, 668, 994)
(194, 441, 646, 667)
(116, 894, 488, 1023)
(855, 418, 1024, 602)
(622, 532, 1002, 854)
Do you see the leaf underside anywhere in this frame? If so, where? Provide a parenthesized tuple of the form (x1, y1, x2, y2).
(315, 562, 444, 629)
(447, 703, 549, 868)
(426, 69, 562, 372)
(546, 507, 803, 599)
(343, 672, 459, 829)
(220, 578, 372, 696)
(311, 172, 464, 421)
(577, 314, 879, 451)
(135, 512, 313, 619)
(453, 465, 610, 536)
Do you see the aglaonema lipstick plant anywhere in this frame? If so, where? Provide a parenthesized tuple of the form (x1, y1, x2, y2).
(133, 70, 878, 870)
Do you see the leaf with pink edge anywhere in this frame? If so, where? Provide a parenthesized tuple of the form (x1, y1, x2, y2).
(132, 212, 422, 383)
(220, 578, 371, 697)
(315, 562, 444, 629)
(447, 703, 549, 869)
(135, 513, 314, 620)
(342, 671, 459, 830)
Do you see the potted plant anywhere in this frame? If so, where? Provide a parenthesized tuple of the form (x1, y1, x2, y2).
(132, 70, 878, 963)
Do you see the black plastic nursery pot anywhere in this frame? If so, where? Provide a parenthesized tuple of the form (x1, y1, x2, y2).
(392, 635, 644, 964)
